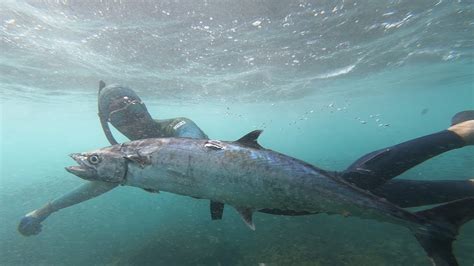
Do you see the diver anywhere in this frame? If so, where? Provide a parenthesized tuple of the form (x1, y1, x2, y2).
(18, 81, 474, 236)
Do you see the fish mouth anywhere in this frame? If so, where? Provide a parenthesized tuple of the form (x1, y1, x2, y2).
(65, 153, 97, 180)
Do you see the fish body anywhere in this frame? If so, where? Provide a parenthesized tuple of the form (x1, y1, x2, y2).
(66, 131, 474, 266)
(123, 138, 425, 230)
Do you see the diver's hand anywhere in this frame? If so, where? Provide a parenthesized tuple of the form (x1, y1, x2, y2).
(18, 206, 52, 236)
(18, 213, 43, 236)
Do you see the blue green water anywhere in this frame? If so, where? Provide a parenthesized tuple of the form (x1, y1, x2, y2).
(1, 1, 474, 265)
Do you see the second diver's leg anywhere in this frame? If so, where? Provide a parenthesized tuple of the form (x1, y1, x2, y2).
(256, 179, 474, 216)
(341, 129, 466, 190)
(340, 115, 473, 208)
(258, 116, 474, 216)
(258, 117, 474, 216)
(373, 179, 474, 208)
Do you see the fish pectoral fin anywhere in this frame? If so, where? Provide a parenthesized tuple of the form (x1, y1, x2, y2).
(210, 201, 225, 220)
(234, 206, 255, 230)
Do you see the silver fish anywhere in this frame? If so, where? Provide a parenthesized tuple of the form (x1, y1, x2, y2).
(66, 130, 473, 266)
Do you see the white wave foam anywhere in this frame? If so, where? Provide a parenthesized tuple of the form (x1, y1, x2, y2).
(315, 64, 356, 79)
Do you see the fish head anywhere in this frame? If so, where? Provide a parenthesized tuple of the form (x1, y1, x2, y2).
(66, 146, 127, 183)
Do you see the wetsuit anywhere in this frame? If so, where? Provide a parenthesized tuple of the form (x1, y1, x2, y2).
(342, 130, 466, 189)
(343, 130, 472, 207)
(155, 118, 208, 139)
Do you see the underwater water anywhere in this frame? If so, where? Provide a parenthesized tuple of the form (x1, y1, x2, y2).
(1, 0, 474, 265)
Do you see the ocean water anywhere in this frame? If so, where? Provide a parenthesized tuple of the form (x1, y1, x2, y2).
(1, 0, 473, 265)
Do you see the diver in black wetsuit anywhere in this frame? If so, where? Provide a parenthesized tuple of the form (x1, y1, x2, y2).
(17, 82, 474, 235)
(97, 81, 208, 142)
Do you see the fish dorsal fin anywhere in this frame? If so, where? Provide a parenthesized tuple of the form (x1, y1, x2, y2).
(234, 206, 255, 230)
(235, 130, 264, 149)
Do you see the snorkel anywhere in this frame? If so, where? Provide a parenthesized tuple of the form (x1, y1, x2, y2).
(97, 81, 160, 143)
(98, 81, 119, 145)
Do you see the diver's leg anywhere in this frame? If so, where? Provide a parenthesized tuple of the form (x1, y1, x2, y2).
(371, 118, 474, 207)
(261, 118, 474, 215)
(255, 179, 474, 216)
(256, 179, 474, 215)
(341, 129, 467, 189)
(373, 179, 474, 208)
(18, 182, 117, 236)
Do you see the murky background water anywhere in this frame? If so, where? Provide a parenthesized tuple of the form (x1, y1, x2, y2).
(1, 0, 473, 265)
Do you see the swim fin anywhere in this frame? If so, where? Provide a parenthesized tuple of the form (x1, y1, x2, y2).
(451, 110, 474, 126)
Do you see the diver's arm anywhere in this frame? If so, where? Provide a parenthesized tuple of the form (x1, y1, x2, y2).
(18, 181, 117, 236)
(161, 117, 208, 139)
(41, 181, 118, 213)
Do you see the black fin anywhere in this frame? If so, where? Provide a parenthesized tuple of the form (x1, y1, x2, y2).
(414, 197, 474, 266)
(99, 80, 106, 92)
(451, 110, 474, 126)
(234, 206, 255, 230)
(210, 201, 224, 220)
(235, 130, 264, 149)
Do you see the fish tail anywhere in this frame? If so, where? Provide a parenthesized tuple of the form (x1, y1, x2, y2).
(413, 197, 474, 266)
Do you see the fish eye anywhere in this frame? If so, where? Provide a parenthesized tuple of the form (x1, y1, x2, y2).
(88, 154, 101, 165)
